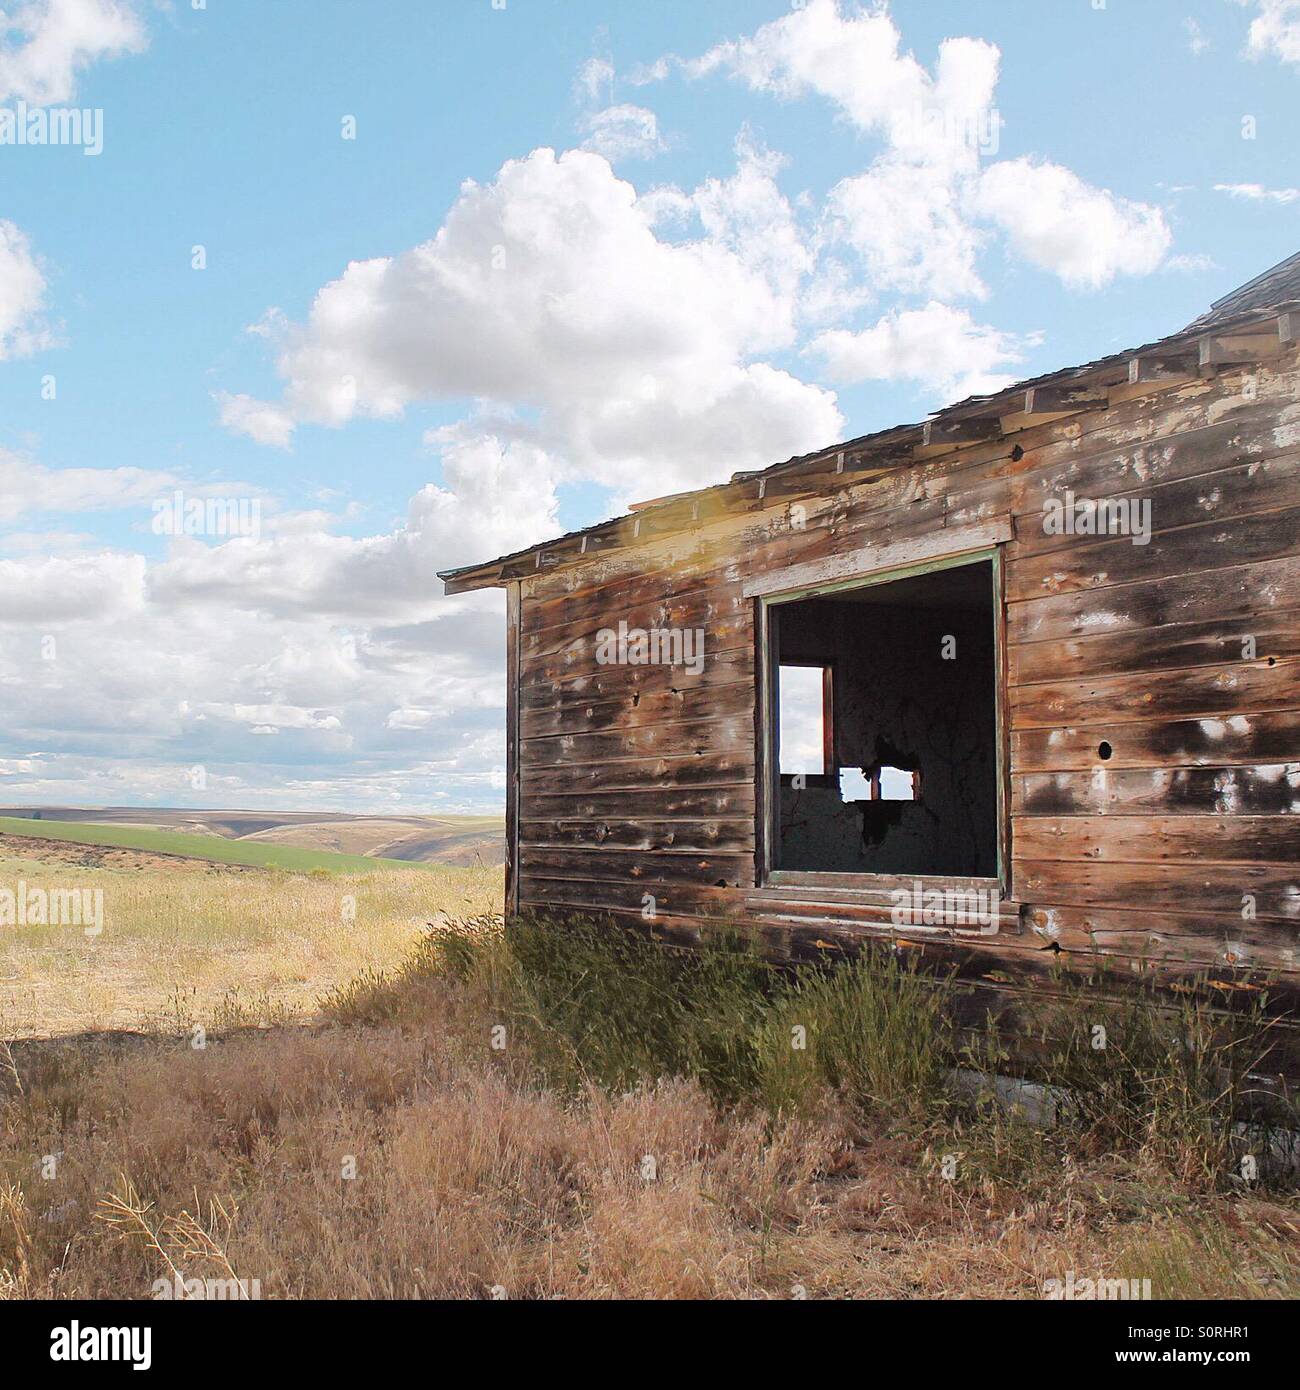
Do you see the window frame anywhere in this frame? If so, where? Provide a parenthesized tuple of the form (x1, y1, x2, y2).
(869, 766, 921, 802)
(775, 659, 835, 780)
(754, 544, 1010, 895)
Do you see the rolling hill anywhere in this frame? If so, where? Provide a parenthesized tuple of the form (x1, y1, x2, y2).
(0, 806, 505, 869)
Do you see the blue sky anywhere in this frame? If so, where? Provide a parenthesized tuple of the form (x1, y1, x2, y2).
(1, 0, 1297, 813)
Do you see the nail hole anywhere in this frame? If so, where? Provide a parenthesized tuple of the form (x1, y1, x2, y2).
(1097, 741, 1113, 761)
(1011, 444, 1025, 462)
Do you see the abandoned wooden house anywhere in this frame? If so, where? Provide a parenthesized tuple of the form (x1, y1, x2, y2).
(440, 252, 1300, 1021)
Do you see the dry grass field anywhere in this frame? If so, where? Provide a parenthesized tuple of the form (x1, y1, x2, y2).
(0, 835, 500, 1038)
(1, 840, 1297, 1301)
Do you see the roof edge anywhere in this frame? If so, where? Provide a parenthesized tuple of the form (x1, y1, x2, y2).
(439, 300, 1298, 595)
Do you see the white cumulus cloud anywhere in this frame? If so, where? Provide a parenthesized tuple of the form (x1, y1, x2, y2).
(223, 144, 840, 495)
(975, 158, 1172, 291)
(682, 0, 1000, 171)
(150, 433, 562, 621)
(825, 161, 986, 300)
(0, 550, 146, 623)
(670, 1, 1175, 295)
(1241, 0, 1300, 66)
(0, 220, 54, 359)
(807, 301, 1023, 402)
(0, 0, 146, 106)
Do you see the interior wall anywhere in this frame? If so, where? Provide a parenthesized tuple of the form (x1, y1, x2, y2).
(776, 563, 998, 876)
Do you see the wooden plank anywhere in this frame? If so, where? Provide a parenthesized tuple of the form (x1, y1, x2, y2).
(761, 871, 1003, 896)
(742, 519, 1010, 600)
(526, 481, 948, 611)
(448, 352, 1295, 596)
(524, 562, 743, 639)
(498, 546, 567, 581)
(757, 471, 849, 500)
(1007, 508, 1300, 602)
(521, 713, 753, 768)
(522, 644, 754, 703)
(521, 752, 754, 796)
(1010, 606, 1300, 685)
(1010, 452, 1300, 563)
(1199, 333, 1284, 367)
(521, 786, 756, 821)
(505, 581, 521, 916)
(518, 876, 744, 919)
(986, 359, 1298, 492)
(922, 417, 1003, 447)
(745, 903, 1013, 941)
(522, 444, 1295, 661)
(1007, 554, 1300, 646)
(1013, 814, 1299, 865)
(520, 678, 753, 741)
(513, 358, 1299, 606)
(522, 606, 750, 668)
(521, 633, 753, 687)
(946, 398, 1300, 536)
(830, 443, 917, 470)
(1010, 657, 1299, 728)
(525, 472, 945, 636)
(518, 487, 945, 650)
(1023, 384, 1108, 415)
(521, 847, 755, 888)
(523, 577, 750, 649)
(735, 492, 951, 594)
(1013, 860, 1298, 923)
(522, 819, 754, 854)
(755, 596, 776, 888)
(994, 547, 1012, 893)
(1011, 708, 1300, 773)
(1128, 353, 1198, 384)
(1023, 902, 1299, 962)
(1013, 763, 1299, 817)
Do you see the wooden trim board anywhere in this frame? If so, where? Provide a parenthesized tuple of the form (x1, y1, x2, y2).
(742, 519, 1013, 600)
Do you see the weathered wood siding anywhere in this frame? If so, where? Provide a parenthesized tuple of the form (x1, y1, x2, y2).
(513, 354, 1300, 983)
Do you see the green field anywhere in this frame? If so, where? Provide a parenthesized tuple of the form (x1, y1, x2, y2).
(0, 815, 438, 874)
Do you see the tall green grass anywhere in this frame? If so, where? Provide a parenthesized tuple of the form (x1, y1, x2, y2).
(433, 917, 951, 1114)
(326, 912, 1295, 1192)
(953, 974, 1285, 1190)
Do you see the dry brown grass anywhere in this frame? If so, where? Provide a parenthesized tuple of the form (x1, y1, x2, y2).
(1, 852, 1296, 1300)
(1, 967, 1296, 1300)
(0, 844, 500, 1038)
